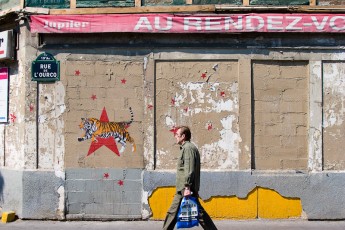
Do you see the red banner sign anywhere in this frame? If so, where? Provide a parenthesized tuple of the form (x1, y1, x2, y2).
(30, 14, 345, 33)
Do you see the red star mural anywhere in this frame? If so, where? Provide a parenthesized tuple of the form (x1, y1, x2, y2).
(29, 104, 34, 112)
(220, 91, 225, 97)
(201, 73, 207, 79)
(171, 98, 176, 105)
(75, 70, 80, 76)
(121, 78, 127, 84)
(87, 107, 120, 156)
(118, 180, 124, 186)
(91, 94, 97, 100)
(103, 173, 109, 179)
(207, 124, 213, 130)
(10, 113, 16, 123)
(170, 126, 179, 135)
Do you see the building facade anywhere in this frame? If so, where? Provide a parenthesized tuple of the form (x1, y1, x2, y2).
(0, 0, 345, 220)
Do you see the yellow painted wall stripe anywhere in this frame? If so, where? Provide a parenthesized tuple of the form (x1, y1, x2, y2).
(148, 186, 302, 220)
(148, 186, 176, 220)
(200, 189, 257, 219)
(257, 187, 302, 219)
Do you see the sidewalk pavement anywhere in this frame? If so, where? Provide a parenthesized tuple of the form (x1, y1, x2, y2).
(1, 219, 345, 230)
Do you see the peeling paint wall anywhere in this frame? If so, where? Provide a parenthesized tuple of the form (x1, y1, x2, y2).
(0, 22, 63, 219)
(140, 50, 345, 220)
(2, 25, 345, 220)
(6, 64, 25, 169)
(323, 62, 345, 170)
(38, 81, 65, 170)
(156, 61, 239, 170)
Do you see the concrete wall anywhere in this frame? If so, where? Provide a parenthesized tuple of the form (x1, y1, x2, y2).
(65, 168, 142, 219)
(59, 56, 145, 219)
(0, 169, 22, 217)
(141, 50, 345, 220)
(1, 25, 345, 220)
(252, 61, 308, 170)
(63, 58, 144, 169)
(323, 62, 345, 170)
(0, 169, 62, 219)
(0, 21, 65, 220)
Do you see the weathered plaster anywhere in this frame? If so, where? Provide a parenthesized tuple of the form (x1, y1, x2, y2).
(323, 63, 345, 127)
(4, 29, 345, 221)
(200, 114, 239, 169)
(238, 59, 252, 170)
(56, 185, 65, 219)
(141, 190, 151, 219)
(323, 62, 345, 170)
(38, 81, 66, 170)
(308, 61, 322, 172)
(0, 21, 65, 220)
(6, 67, 25, 168)
(156, 61, 239, 170)
(22, 21, 40, 170)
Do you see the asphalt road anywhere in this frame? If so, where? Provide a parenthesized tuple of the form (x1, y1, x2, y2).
(1, 220, 345, 230)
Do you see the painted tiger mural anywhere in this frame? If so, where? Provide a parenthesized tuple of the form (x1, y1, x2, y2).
(78, 107, 136, 153)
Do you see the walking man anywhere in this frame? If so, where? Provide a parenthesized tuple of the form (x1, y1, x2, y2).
(163, 126, 217, 230)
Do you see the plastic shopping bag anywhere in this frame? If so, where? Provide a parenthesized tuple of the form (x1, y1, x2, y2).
(176, 196, 199, 229)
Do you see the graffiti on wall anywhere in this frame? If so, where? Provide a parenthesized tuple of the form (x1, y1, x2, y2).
(155, 61, 240, 169)
(78, 106, 136, 156)
(167, 64, 226, 134)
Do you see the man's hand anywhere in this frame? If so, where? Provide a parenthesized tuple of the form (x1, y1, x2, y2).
(183, 187, 192, 197)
